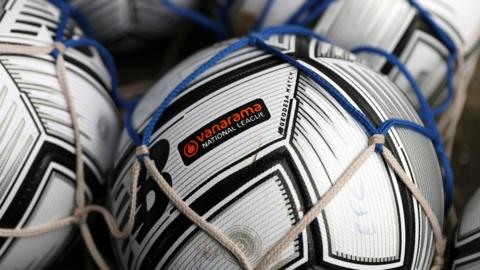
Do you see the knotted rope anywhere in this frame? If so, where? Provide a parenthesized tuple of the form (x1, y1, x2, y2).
(0, 41, 139, 270)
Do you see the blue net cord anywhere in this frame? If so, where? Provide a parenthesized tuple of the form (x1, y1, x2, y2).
(161, 0, 227, 39)
(409, 0, 458, 116)
(48, 0, 137, 111)
(49, 0, 70, 42)
(126, 25, 453, 210)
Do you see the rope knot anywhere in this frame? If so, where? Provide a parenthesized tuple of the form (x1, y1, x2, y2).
(74, 208, 87, 224)
(248, 32, 263, 47)
(135, 145, 150, 161)
(369, 134, 385, 153)
(51, 42, 66, 58)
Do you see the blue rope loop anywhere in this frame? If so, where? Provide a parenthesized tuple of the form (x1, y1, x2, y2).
(47, 0, 137, 111)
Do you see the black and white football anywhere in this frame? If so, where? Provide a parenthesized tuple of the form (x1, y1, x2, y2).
(0, 0, 120, 268)
(110, 35, 444, 269)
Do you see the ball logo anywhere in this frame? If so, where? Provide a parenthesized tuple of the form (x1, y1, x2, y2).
(183, 140, 199, 158)
(178, 99, 270, 165)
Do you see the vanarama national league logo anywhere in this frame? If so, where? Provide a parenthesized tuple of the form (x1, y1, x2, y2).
(178, 99, 271, 165)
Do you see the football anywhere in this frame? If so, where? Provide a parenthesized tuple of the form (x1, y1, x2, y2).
(69, 0, 196, 50)
(0, 0, 120, 268)
(110, 35, 444, 269)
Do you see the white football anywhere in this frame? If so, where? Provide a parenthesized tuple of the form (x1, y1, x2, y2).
(110, 35, 444, 269)
(69, 0, 196, 50)
(452, 188, 480, 269)
(0, 0, 120, 268)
